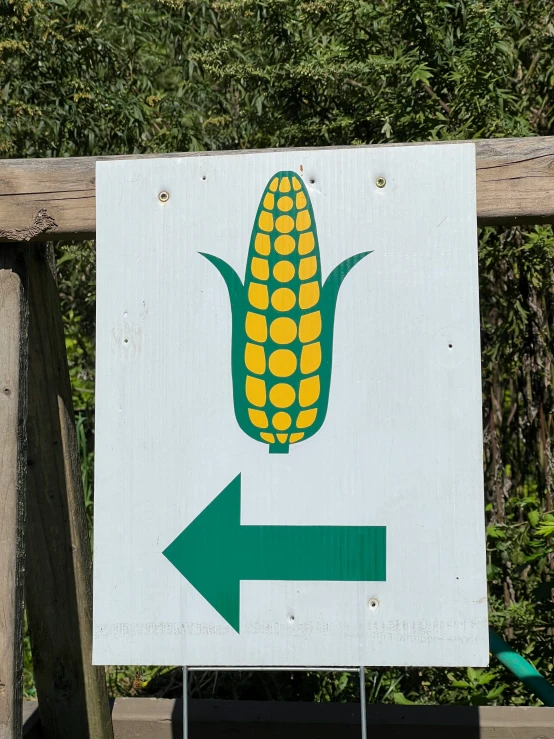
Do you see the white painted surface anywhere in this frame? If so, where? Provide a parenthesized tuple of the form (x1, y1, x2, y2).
(93, 144, 487, 667)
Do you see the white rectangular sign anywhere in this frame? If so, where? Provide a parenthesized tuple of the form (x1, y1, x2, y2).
(93, 144, 488, 667)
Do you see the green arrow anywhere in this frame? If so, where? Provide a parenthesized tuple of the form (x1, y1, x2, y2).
(163, 474, 386, 633)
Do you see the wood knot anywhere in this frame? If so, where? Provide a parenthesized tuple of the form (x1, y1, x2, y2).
(0, 208, 58, 242)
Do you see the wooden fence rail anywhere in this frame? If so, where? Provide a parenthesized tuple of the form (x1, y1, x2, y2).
(1, 137, 554, 243)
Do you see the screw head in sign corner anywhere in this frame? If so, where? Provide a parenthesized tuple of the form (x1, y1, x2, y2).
(158, 191, 170, 203)
(375, 177, 386, 189)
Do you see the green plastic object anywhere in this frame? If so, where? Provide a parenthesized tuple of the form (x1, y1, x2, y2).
(489, 628, 554, 707)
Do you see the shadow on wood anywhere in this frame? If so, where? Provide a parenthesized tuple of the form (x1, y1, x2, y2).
(23, 699, 554, 739)
(24, 244, 113, 738)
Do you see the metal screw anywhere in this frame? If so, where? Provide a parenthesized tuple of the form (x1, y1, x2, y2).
(158, 191, 170, 203)
(368, 598, 379, 610)
(375, 177, 386, 188)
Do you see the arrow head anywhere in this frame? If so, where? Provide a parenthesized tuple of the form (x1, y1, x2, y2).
(163, 473, 242, 633)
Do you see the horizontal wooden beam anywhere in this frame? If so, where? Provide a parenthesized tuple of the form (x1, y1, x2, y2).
(23, 699, 554, 738)
(2, 136, 554, 243)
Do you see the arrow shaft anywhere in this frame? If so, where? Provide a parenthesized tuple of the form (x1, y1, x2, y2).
(163, 475, 387, 632)
(240, 525, 386, 582)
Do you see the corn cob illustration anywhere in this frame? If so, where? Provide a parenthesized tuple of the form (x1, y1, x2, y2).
(200, 171, 370, 453)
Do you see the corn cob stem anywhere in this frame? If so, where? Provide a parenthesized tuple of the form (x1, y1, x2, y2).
(269, 443, 289, 454)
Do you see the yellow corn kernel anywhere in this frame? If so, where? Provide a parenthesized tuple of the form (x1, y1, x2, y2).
(300, 342, 321, 374)
(273, 260, 295, 283)
(299, 311, 321, 343)
(245, 312, 267, 342)
(289, 432, 304, 444)
(274, 235, 295, 255)
(245, 343, 266, 374)
(296, 210, 311, 231)
(258, 211, 273, 232)
(246, 376, 266, 407)
(299, 281, 320, 309)
(275, 215, 295, 234)
(269, 177, 279, 192)
(263, 193, 275, 209)
(292, 176, 302, 191)
(248, 282, 269, 310)
(299, 376, 320, 407)
(296, 408, 317, 429)
(270, 317, 297, 344)
(279, 177, 291, 192)
(269, 349, 297, 377)
(249, 409, 269, 428)
(277, 196, 293, 212)
(271, 287, 296, 312)
(255, 233, 271, 255)
(269, 383, 296, 408)
(251, 257, 269, 281)
(298, 232, 315, 254)
(299, 256, 317, 280)
(276, 433, 289, 443)
(296, 192, 307, 209)
(260, 432, 275, 443)
(273, 412, 292, 430)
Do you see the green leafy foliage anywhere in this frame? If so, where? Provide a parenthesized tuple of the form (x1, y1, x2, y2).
(3, 0, 554, 706)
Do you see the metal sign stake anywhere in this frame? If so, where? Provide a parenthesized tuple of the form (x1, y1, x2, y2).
(183, 666, 188, 739)
(360, 666, 367, 739)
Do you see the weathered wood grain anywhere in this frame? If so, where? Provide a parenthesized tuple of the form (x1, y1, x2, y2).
(1, 136, 554, 242)
(24, 244, 113, 739)
(22, 699, 554, 739)
(0, 247, 28, 739)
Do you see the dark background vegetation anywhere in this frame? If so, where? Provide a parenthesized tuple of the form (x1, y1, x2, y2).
(2, 0, 554, 706)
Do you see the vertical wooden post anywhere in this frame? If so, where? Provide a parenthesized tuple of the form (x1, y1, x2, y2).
(24, 244, 113, 738)
(0, 246, 28, 739)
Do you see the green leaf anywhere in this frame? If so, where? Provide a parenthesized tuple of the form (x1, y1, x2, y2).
(393, 692, 416, 706)
(536, 522, 554, 537)
(487, 525, 506, 539)
(487, 684, 507, 700)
